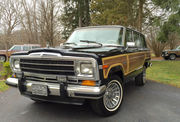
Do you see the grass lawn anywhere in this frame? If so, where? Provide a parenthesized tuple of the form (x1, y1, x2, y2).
(147, 61, 180, 88)
(0, 81, 9, 92)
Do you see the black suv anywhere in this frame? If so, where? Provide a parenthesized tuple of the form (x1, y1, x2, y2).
(7, 25, 151, 116)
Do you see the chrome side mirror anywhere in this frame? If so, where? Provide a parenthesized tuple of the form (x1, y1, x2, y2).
(127, 42, 135, 47)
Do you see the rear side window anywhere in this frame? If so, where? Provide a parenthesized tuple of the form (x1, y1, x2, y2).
(139, 35, 147, 48)
(133, 31, 146, 48)
(133, 32, 141, 47)
(32, 46, 40, 49)
(23, 46, 31, 51)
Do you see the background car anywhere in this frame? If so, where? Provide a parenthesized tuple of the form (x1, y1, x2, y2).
(0, 44, 41, 62)
(162, 46, 180, 60)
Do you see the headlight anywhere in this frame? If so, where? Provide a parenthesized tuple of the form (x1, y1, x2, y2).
(80, 63, 93, 75)
(14, 60, 20, 69)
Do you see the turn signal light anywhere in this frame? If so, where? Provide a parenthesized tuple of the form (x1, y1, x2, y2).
(13, 74, 16, 78)
(81, 80, 96, 86)
(102, 65, 109, 69)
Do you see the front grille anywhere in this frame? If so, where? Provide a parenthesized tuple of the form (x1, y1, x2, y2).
(20, 59, 75, 76)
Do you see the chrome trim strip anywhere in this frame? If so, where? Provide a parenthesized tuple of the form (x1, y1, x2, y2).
(20, 62, 74, 67)
(21, 67, 74, 72)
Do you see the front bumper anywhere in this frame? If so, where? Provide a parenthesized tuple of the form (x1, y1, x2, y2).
(6, 78, 106, 100)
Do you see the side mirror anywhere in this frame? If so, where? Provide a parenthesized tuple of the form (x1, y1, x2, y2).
(126, 42, 135, 47)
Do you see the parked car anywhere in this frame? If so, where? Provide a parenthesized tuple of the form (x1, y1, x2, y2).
(162, 46, 180, 60)
(6, 25, 151, 116)
(0, 44, 40, 62)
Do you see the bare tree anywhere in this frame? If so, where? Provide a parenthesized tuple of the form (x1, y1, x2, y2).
(168, 33, 180, 49)
(38, 0, 62, 47)
(146, 26, 167, 57)
(0, 0, 21, 50)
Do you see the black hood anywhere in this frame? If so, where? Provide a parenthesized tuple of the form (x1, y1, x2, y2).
(12, 46, 125, 59)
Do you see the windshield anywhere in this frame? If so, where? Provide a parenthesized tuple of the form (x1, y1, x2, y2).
(66, 28, 123, 46)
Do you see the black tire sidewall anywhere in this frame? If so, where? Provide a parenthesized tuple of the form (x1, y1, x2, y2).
(169, 54, 176, 60)
(91, 75, 123, 116)
(135, 68, 146, 86)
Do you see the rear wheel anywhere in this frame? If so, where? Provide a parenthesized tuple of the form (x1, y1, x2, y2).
(91, 75, 123, 116)
(135, 68, 146, 86)
(169, 54, 176, 60)
(0, 55, 6, 62)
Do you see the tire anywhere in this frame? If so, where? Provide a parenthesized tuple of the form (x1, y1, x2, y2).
(91, 75, 123, 116)
(0, 55, 6, 62)
(135, 68, 146, 86)
(169, 54, 176, 60)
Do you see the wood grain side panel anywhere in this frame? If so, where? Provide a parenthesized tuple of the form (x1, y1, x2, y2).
(102, 55, 128, 79)
(102, 51, 151, 79)
(129, 53, 145, 72)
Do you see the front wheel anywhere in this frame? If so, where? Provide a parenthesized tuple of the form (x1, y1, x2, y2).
(91, 75, 123, 116)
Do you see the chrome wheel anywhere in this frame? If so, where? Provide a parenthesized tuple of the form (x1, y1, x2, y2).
(0, 56, 6, 62)
(170, 54, 176, 60)
(103, 80, 123, 112)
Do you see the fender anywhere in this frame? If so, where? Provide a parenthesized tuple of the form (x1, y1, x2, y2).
(107, 65, 124, 82)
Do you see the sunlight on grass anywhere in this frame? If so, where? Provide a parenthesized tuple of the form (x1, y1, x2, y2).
(147, 61, 180, 88)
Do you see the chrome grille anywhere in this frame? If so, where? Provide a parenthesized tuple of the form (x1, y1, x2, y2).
(20, 59, 75, 76)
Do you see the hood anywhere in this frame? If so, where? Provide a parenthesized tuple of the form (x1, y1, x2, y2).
(12, 46, 125, 59)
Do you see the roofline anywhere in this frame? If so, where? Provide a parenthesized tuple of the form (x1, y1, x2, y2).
(75, 25, 141, 34)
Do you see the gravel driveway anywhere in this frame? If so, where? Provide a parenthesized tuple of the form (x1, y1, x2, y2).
(0, 80, 180, 122)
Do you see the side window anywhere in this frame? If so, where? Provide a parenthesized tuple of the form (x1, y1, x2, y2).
(11, 46, 22, 51)
(139, 35, 146, 48)
(32, 46, 40, 49)
(126, 29, 133, 42)
(134, 32, 141, 47)
(23, 46, 31, 51)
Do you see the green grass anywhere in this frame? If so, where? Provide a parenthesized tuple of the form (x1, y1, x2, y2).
(147, 61, 180, 88)
(0, 81, 9, 92)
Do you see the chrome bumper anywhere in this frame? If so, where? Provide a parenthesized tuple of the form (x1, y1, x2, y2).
(7, 78, 106, 99)
(5, 78, 18, 87)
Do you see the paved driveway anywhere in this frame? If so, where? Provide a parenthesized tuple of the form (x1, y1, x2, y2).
(0, 80, 180, 122)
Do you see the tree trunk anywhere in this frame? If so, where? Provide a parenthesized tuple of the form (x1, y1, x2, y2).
(138, 0, 145, 32)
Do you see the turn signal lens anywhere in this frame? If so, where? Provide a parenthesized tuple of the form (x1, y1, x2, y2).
(81, 80, 96, 86)
(102, 65, 109, 69)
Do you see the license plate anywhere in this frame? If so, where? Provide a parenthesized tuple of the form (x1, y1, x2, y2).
(32, 84, 48, 96)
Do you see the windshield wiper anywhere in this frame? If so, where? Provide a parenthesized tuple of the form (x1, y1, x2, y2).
(80, 40, 102, 47)
(63, 42, 77, 46)
(103, 44, 123, 47)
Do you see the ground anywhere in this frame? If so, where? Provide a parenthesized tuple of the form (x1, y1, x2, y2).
(0, 80, 180, 122)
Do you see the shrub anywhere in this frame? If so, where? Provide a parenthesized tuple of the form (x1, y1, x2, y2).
(0, 62, 12, 79)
